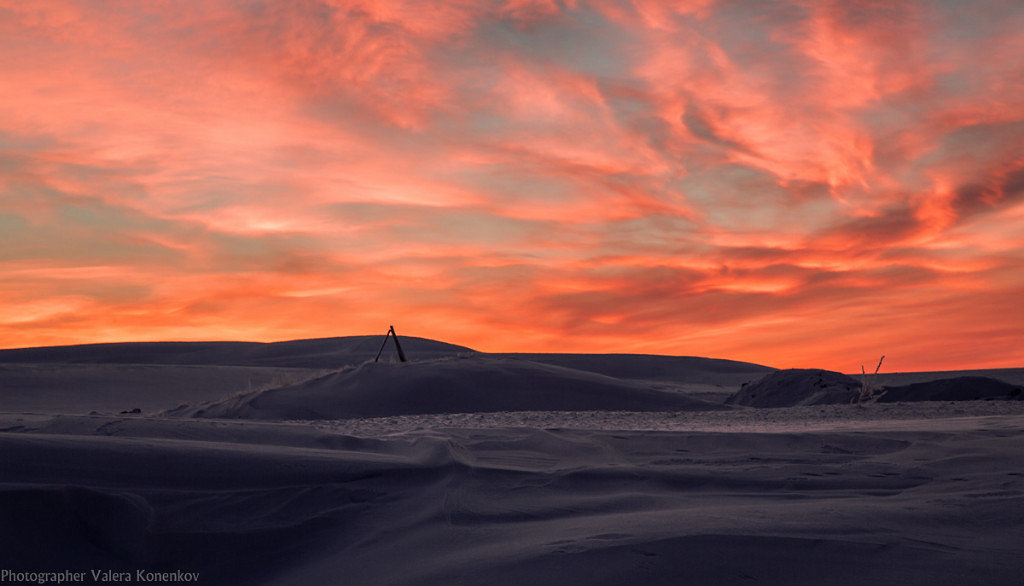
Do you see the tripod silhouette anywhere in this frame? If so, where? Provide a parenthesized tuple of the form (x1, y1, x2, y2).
(374, 325, 407, 362)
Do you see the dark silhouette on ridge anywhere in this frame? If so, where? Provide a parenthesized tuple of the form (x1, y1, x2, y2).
(374, 325, 407, 363)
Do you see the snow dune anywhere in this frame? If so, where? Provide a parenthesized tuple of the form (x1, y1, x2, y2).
(0, 337, 764, 415)
(177, 356, 729, 420)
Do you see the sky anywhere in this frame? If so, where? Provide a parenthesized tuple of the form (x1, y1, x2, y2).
(1, 0, 1023, 372)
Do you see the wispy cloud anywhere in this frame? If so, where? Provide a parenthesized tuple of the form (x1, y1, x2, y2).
(1, 0, 1022, 371)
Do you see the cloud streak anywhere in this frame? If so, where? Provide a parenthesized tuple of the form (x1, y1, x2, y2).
(1, 0, 1022, 371)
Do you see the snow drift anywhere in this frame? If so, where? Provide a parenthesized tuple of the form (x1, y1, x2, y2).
(179, 356, 728, 420)
(3, 417, 1023, 586)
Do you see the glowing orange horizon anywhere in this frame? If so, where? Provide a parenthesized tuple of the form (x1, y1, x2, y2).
(2, 1, 1022, 374)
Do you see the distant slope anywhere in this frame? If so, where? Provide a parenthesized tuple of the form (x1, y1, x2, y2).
(873, 368, 1024, 388)
(178, 356, 729, 420)
(0, 336, 475, 368)
(0, 338, 771, 381)
(0, 363, 316, 414)
(488, 353, 772, 385)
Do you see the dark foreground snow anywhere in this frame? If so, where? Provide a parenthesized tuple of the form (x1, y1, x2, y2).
(2, 408, 1023, 586)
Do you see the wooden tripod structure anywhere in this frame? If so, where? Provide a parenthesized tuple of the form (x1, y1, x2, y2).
(374, 325, 407, 363)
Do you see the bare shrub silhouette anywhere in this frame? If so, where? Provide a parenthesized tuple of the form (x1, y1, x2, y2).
(855, 355, 886, 405)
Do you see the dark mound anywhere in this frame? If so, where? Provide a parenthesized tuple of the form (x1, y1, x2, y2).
(727, 371, 1024, 408)
(179, 356, 729, 420)
(878, 376, 1024, 403)
(0, 336, 475, 369)
(725, 369, 862, 407)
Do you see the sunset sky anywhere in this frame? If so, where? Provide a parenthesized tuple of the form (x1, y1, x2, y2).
(2, 0, 1023, 372)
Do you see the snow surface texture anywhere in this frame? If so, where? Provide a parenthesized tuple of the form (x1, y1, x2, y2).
(2, 337, 1024, 585)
